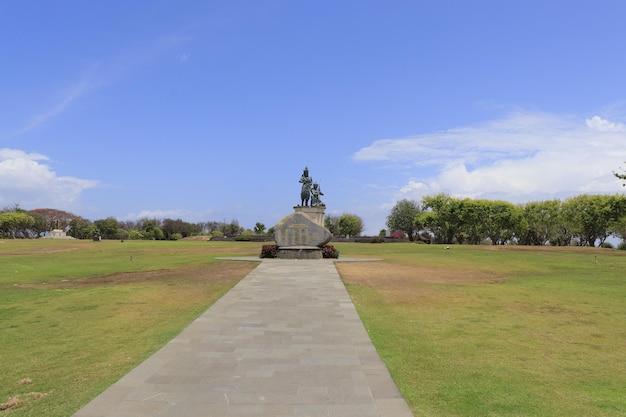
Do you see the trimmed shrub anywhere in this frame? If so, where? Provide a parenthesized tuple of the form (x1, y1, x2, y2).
(322, 244, 339, 259)
(390, 231, 406, 239)
(260, 245, 278, 258)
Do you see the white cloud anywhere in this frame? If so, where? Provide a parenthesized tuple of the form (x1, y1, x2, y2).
(177, 53, 190, 63)
(585, 115, 626, 132)
(0, 148, 97, 208)
(353, 111, 626, 205)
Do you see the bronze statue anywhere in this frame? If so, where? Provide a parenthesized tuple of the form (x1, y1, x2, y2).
(310, 182, 324, 207)
(299, 167, 313, 206)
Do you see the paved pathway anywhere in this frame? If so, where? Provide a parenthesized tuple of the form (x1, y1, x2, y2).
(72, 259, 413, 417)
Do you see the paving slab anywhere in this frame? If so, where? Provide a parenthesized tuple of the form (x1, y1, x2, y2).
(72, 259, 413, 417)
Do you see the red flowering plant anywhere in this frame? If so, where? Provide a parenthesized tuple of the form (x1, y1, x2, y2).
(260, 245, 278, 258)
(322, 245, 339, 259)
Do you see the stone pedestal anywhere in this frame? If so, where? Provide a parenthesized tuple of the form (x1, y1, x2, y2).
(274, 207, 332, 259)
(293, 206, 325, 227)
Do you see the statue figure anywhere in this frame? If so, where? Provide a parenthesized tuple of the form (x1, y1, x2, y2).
(299, 166, 313, 206)
(310, 182, 324, 207)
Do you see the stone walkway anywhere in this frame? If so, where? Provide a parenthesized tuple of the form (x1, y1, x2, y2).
(72, 259, 413, 417)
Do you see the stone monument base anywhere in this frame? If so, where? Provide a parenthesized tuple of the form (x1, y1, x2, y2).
(277, 246, 323, 260)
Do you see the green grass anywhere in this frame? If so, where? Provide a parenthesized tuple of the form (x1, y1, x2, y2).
(0, 239, 259, 416)
(1, 239, 625, 416)
(334, 242, 626, 417)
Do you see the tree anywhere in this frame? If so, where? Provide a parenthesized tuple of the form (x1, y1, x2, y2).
(518, 200, 562, 245)
(224, 220, 243, 236)
(560, 194, 626, 246)
(324, 215, 340, 236)
(337, 214, 364, 238)
(93, 217, 120, 239)
(386, 199, 422, 241)
(0, 211, 35, 238)
(420, 193, 462, 244)
(254, 222, 266, 235)
(162, 218, 196, 239)
(28, 211, 48, 238)
(29, 208, 81, 231)
(481, 200, 521, 245)
(68, 218, 93, 239)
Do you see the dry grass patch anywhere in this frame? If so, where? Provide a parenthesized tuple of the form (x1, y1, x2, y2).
(336, 261, 502, 303)
(15, 261, 254, 289)
(1, 391, 50, 412)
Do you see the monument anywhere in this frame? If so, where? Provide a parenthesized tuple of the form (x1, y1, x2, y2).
(43, 220, 75, 239)
(273, 167, 333, 259)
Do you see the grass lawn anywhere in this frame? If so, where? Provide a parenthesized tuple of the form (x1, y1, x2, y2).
(1, 239, 625, 416)
(334, 242, 626, 417)
(0, 239, 259, 416)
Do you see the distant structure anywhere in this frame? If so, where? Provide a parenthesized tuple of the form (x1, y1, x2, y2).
(43, 228, 75, 240)
(40, 219, 74, 239)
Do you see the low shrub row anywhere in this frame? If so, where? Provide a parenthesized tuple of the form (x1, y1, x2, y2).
(259, 245, 340, 258)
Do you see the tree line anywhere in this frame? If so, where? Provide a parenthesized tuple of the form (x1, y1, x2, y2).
(0, 205, 366, 241)
(386, 193, 626, 247)
(4, 192, 626, 247)
(0, 206, 256, 240)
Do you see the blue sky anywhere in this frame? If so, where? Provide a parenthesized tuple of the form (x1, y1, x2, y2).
(2, 1, 626, 235)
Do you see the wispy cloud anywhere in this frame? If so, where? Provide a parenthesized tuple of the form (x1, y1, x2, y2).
(353, 111, 626, 204)
(12, 72, 99, 136)
(10, 34, 193, 136)
(0, 148, 97, 208)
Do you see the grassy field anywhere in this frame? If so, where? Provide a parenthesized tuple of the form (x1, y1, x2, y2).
(334, 242, 626, 417)
(0, 239, 259, 416)
(1, 240, 625, 416)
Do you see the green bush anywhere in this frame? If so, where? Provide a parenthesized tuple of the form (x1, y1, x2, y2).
(618, 242, 626, 250)
(128, 230, 144, 240)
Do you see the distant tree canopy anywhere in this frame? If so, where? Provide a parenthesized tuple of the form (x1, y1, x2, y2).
(324, 215, 340, 236)
(337, 213, 364, 238)
(386, 199, 422, 241)
(0, 205, 252, 241)
(323, 214, 364, 238)
(254, 222, 266, 235)
(414, 193, 626, 247)
(0, 210, 35, 238)
(4, 190, 626, 247)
